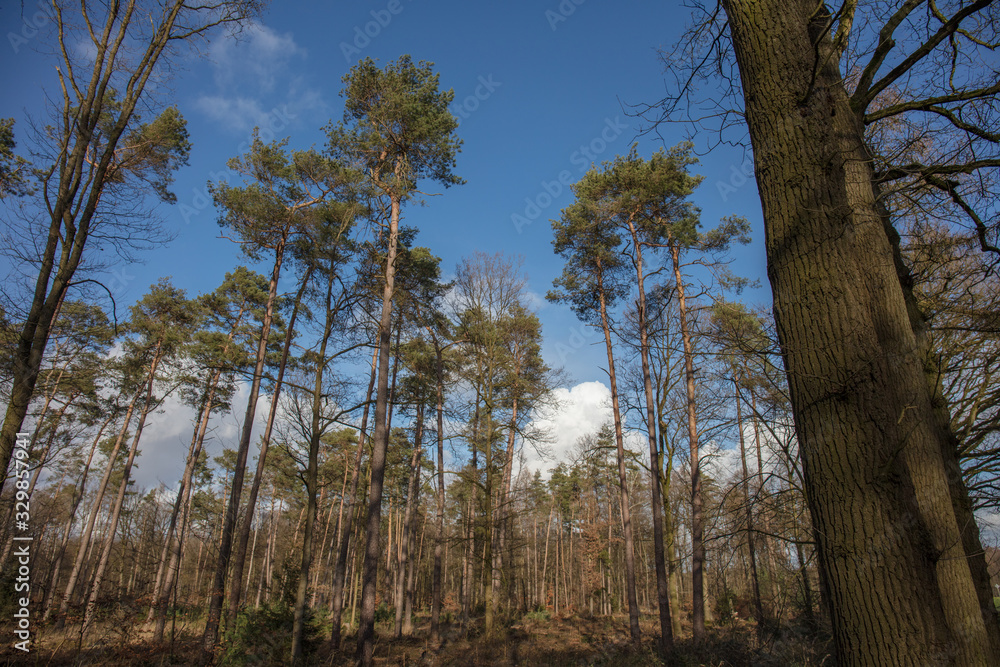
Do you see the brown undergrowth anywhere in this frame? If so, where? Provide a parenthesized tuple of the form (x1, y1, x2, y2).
(1, 612, 833, 666)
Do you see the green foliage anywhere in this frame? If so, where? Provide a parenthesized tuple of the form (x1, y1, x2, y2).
(219, 602, 325, 666)
(374, 601, 394, 626)
(327, 55, 464, 197)
(210, 134, 359, 262)
(524, 607, 551, 622)
(113, 105, 192, 203)
(0, 117, 31, 199)
(124, 278, 202, 361)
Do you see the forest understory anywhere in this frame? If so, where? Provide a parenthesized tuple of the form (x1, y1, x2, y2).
(1, 610, 833, 666)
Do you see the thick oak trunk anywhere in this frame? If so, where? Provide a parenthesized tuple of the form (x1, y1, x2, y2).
(721, 2, 1000, 662)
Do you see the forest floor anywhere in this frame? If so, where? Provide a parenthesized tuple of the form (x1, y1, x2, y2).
(1, 611, 834, 666)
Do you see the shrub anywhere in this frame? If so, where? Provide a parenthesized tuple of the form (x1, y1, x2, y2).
(219, 603, 324, 666)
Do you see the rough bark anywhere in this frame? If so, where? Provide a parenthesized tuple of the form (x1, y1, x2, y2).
(721, 1, 1000, 662)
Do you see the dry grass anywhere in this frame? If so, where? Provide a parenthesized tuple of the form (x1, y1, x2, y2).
(0, 612, 834, 666)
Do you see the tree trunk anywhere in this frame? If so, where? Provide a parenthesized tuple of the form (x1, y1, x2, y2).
(228, 264, 311, 627)
(626, 220, 673, 653)
(734, 377, 765, 641)
(329, 345, 378, 650)
(596, 260, 641, 643)
(82, 343, 165, 634)
(430, 335, 447, 642)
(668, 240, 705, 640)
(153, 366, 222, 640)
(292, 261, 337, 665)
(357, 191, 402, 666)
(395, 403, 424, 637)
(56, 387, 142, 627)
(204, 236, 286, 650)
(721, 2, 1000, 662)
(42, 412, 112, 622)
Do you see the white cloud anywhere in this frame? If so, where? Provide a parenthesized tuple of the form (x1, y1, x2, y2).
(132, 380, 274, 492)
(520, 380, 612, 478)
(209, 22, 305, 93)
(524, 290, 548, 311)
(194, 21, 325, 134)
(194, 95, 270, 132)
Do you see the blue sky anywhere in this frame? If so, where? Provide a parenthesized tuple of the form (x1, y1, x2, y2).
(0, 1, 769, 483)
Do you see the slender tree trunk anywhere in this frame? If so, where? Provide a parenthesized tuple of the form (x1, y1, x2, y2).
(228, 264, 311, 627)
(330, 346, 378, 650)
(357, 191, 402, 666)
(291, 261, 337, 665)
(153, 367, 223, 640)
(735, 377, 765, 640)
(395, 404, 424, 636)
(82, 344, 165, 634)
(541, 494, 555, 609)
(42, 413, 112, 622)
(626, 222, 673, 653)
(430, 336, 447, 641)
(596, 262, 641, 643)
(483, 380, 496, 634)
(204, 237, 286, 650)
(493, 393, 520, 618)
(149, 365, 224, 627)
(403, 462, 423, 635)
(667, 240, 704, 640)
(56, 387, 142, 627)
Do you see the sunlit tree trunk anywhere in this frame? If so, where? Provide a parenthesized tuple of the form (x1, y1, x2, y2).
(625, 219, 673, 653)
(329, 346, 377, 649)
(82, 342, 165, 634)
(596, 261, 641, 643)
(228, 265, 311, 627)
